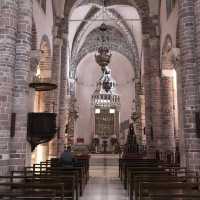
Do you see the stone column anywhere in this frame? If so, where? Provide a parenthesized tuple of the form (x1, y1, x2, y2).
(161, 75, 175, 151)
(195, 0, 200, 171)
(160, 50, 176, 153)
(149, 35, 162, 153)
(57, 35, 69, 156)
(143, 35, 155, 157)
(48, 31, 63, 159)
(10, 0, 32, 170)
(179, 0, 199, 171)
(0, 0, 17, 175)
(135, 79, 143, 145)
(195, 1, 200, 107)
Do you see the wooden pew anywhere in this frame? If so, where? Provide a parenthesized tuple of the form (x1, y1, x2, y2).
(6, 156, 89, 199)
(11, 171, 79, 200)
(0, 175, 77, 200)
(29, 163, 87, 188)
(119, 158, 159, 181)
(41, 156, 90, 183)
(20, 165, 83, 197)
(0, 182, 65, 199)
(147, 192, 200, 200)
(131, 174, 198, 200)
(120, 153, 200, 200)
(139, 181, 200, 200)
(125, 166, 166, 189)
(126, 165, 198, 199)
(5, 155, 90, 200)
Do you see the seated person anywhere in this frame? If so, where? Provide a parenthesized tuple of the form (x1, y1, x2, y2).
(60, 145, 75, 166)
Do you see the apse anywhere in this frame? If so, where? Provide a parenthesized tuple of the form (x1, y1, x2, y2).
(75, 51, 135, 145)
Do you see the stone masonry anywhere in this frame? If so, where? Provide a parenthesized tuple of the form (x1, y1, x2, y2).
(0, 0, 17, 175)
(1, 0, 200, 174)
(179, 0, 200, 171)
(149, 36, 162, 154)
(143, 35, 155, 157)
(10, 0, 32, 170)
(161, 76, 176, 151)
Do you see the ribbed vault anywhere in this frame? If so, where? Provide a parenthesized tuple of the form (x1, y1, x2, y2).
(69, 26, 136, 78)
(69, 6, 140, 79)
(65, 0, 150, 33)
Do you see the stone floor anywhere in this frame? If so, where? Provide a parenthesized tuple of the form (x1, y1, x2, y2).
(80, 154, 129, 200)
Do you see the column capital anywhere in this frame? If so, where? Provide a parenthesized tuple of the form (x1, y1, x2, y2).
(52, 17, 68, 39)
(53, 37, 63, 46)
(30, 50, 40, 71)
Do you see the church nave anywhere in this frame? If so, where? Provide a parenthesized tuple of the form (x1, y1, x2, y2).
(80, 154, 128, 200)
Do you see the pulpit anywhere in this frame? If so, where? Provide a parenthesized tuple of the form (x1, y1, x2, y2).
(27, 112, 57, 151)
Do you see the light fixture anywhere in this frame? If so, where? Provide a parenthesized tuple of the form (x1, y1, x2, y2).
(95, 108, 101, 114)
(109, 108, 115, 114)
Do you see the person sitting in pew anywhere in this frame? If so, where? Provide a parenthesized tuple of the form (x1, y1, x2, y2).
(60, 145, 83, 167)
(60, 145, 75, 166)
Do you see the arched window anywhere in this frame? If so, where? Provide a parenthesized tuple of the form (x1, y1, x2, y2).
(166, 0, 176, 18)
(37, 0, 46, 13)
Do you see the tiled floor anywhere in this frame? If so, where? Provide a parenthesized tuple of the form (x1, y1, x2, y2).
(80, 154, 129, 200)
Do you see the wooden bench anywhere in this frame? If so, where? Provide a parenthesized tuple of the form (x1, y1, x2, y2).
(126, 165, 192, 187)
(147, 192, 200, 200)
(119, 158, 159, 180)
(131, 174, 198, 200)
(27, 165, 86, 185)
(10, 171, 80, 199)
(40, 156, 90, 183)
(0, 182, 65, 199)
(9, 173, 78, 200)
(139, 181, 200, 200)
(126, 166, 197, 197)
(125, 166, 166, 189)
(26, 166, 84, 196)
(6, 156, 91, 199)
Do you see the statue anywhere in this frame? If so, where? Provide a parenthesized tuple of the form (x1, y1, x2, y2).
(123, 123, 139, 156)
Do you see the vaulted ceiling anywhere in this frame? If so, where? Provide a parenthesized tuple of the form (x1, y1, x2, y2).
(52, 0, 160, 79)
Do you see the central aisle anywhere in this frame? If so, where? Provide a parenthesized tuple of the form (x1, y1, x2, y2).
(80, 154, 129, 200)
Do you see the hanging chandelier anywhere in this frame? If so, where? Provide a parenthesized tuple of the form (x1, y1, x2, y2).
(95, 23, 112, 72)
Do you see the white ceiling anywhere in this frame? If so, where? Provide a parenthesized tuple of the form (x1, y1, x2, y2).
(68, 4, 142, 57)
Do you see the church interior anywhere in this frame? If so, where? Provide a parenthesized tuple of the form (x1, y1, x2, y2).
(0, 0, 200, 199)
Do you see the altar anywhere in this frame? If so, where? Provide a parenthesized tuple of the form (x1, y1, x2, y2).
(91, 45, 120, 153)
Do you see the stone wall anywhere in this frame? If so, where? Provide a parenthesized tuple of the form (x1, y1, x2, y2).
(0, 0, 18, 175)
(179, 0, 200, 171)
(10, 0, 32, 170)
(1, 0, 200, 174)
